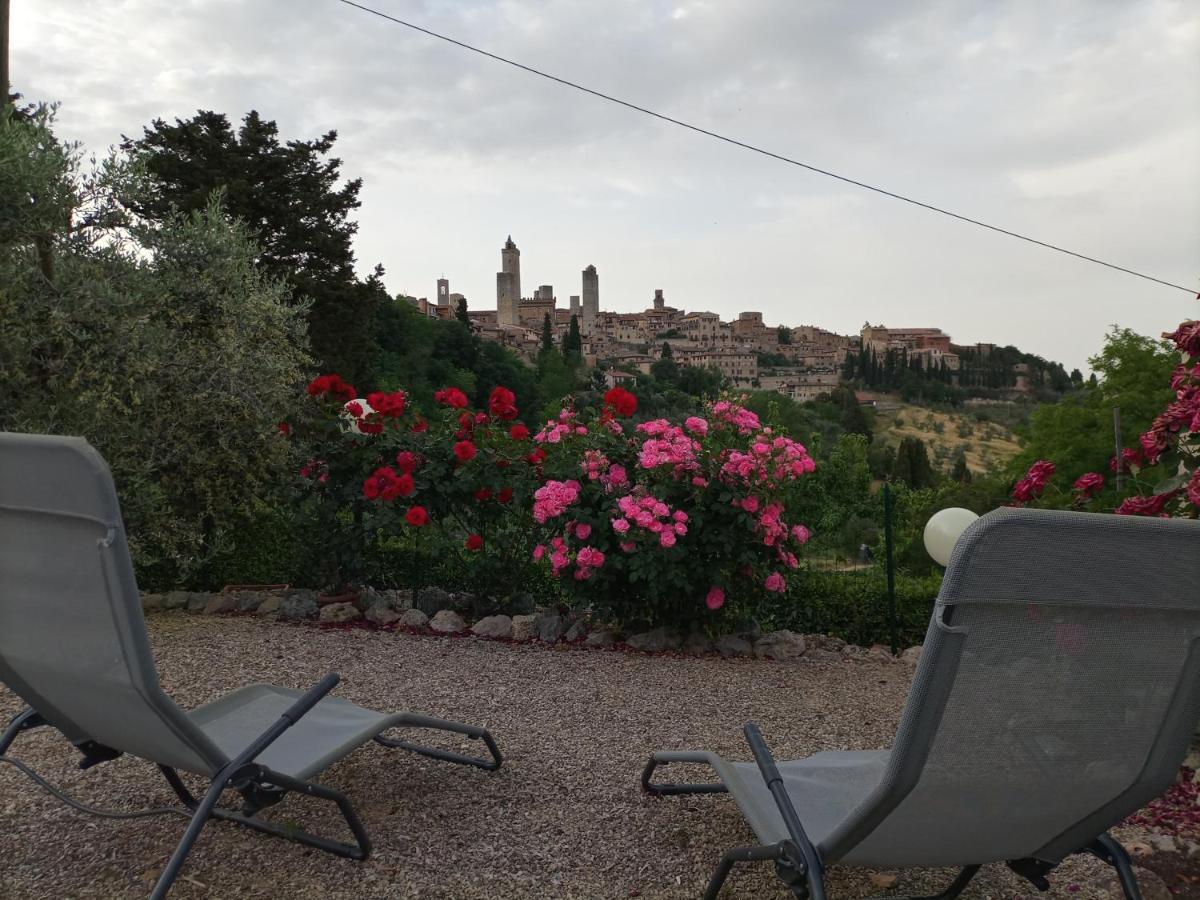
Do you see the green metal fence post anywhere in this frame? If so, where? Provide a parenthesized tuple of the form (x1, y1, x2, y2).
(884, 483, 898, 655)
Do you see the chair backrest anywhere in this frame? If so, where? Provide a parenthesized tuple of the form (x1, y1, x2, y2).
(826, 507, 1200, 867)
(0, 433, 226, 775)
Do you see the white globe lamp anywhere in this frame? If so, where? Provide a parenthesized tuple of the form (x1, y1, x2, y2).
(923, 508, 979, 567)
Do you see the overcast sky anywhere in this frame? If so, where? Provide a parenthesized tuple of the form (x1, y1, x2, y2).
(13, 0, 1200, 372)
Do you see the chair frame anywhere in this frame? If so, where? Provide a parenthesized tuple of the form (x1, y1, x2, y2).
(643, 723, 1146, 900)
(1, 673, 502, 900)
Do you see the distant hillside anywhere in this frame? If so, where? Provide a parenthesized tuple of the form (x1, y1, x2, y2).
(872, 401, 1025, 476)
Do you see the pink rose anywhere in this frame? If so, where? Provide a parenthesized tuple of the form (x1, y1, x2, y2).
(575, 523, 592, 540)
(532, 544, 545, 561)
(705, 586, 725, 610)
(660, 530, 677, 548)
(764, 572, 786, 593)
(791, 524, 811, 545)
(739, 496, 760, 514)
(611, 518, 630, 534)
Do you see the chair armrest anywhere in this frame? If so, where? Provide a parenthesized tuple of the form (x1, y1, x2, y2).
(227, 673, 341, 772)
(743, 722, 827, 900)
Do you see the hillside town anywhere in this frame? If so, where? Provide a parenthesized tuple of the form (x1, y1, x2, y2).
(405, 235, 1020, 400)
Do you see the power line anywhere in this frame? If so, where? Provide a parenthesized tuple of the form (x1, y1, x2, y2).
(336, 0, 1195, 296)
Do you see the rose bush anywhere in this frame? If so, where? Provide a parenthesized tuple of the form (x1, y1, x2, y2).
(286, 378, 542, 598)
(1010, 304, 1199, 519)
(288, 381, 819, 629)
(527, 389, 816, 629)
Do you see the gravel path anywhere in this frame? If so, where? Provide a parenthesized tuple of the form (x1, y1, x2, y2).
(0, 615, 1176, 898)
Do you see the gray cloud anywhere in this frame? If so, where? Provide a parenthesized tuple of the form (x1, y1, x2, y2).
(12, 0, 1199, 371)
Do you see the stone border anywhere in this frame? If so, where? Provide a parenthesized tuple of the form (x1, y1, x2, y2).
(139, 588, 922, 663)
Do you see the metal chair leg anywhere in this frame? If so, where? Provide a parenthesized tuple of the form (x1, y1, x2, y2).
(1088, 834, 1145, 900)
(703, 844, 786, 900)
(149, 773, 226, 900)
(374, 713, 503, 771)
(0, 708, 45, 755)
(641, 751, 729, 796)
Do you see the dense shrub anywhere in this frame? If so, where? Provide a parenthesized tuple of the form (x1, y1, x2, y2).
(764, 568, 943, 648)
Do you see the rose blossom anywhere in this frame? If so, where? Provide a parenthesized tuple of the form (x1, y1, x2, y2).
(764, 572, 786, 593)
(705, 586, 726, 610)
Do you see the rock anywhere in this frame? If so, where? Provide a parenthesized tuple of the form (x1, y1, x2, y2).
(753, 630, 806, 661)
(535, 613, 564, 643)
(822, 635, 847, 653)
(186, 592, 212, 613)
(1127, 840, 1153, 858)
(626, 627, 681, 653)
(511, 614, 538, 641)
(1147, 833, 1177, 854)
(564, 619, 588, 642)
(397, 608, 429, 629)
(365, 604, 401, 626)
(414, 586, 451, 614)
(141, 593, 164, 611)
(867, 645, 895, 662)
(900, 645, 923, 665)
(384, 588, 414, 610)
(583, 630, 615, 648)
(683, 631, 714, 656)
(319, 601, 362, 624)
(257, 595, 284, 616)
(202, 594, 237, 615)
(429, 609, 467, 634)
(278, 590, 319, 621)
(841, 644, 868, 658)
(233, 590, 265, 612)
(868, 872, 898, 890)
(471, 615, 513, 639)
(714, 635, 753, 658)
(163, 590, 190, 611)
(1133, 868, 1173, 900)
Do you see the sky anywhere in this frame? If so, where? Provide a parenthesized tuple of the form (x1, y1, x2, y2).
(12, 0, 1200, 373)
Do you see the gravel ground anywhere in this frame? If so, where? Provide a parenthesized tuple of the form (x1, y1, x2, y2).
(0, 615, 1179, 899)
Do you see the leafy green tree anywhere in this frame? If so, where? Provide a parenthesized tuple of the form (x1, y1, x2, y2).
(1, 106, 311, 588)
(651, 342, 680, 384)
(951, 449, 973, 484)
(541, 312, 554, 353)
(837, 387, 873, 441)
(562, 314, 582, 364)
(777, 325, 792, 345)
(893, 437, 936, 489)
(1017, 327, 1177, 482)
(129, 110, 378, 385)
(455, 294, 470, 325)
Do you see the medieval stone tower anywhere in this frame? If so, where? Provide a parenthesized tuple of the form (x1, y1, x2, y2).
(581, 264, 599, 324)
(496, 236, 521, 326)
(436, 277, 450, 309)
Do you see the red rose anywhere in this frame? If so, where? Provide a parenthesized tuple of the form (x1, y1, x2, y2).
(358, 420, 384, 435)
(453, 440, 477, 463)
(509, 424, 530, 440)
(496, 486, 513, 504)
(277, 421, 290, 436)
(474, 487, 493, 502)
(405, 505, 430, 527)
(307, 373, 356, 402)
(526, 448, 546, 465)
(1115, 492, 1177, 517)
(434, 387, 469, 409)
(1163, 320, 1200, 357)
(1072, 472, 1104, 498)
(363, 466, 409, 501)
(603, 386, 637, 417)
(465, 534, 484, 551)
(395, 450, 420, 474)
(412, 419, 428, 433)
(367, 390, 407, 418)
(488, 386, 519, 421)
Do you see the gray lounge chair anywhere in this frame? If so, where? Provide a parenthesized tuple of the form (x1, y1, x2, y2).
(0, 433, 502, 899)
(643, 507, 1200, 899)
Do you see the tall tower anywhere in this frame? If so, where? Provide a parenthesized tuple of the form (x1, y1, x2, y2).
(569, 295, 581, 315)
(582, 264, 599, 322)
(436, 277, 449, 308)
(497, 236, 521, 326)
(501, 236, 521, 304)
(653, 289, 665, 310)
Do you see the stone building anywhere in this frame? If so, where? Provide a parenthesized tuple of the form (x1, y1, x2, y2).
(581, 264, 599, 329)
(496, 236, 521, 326)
